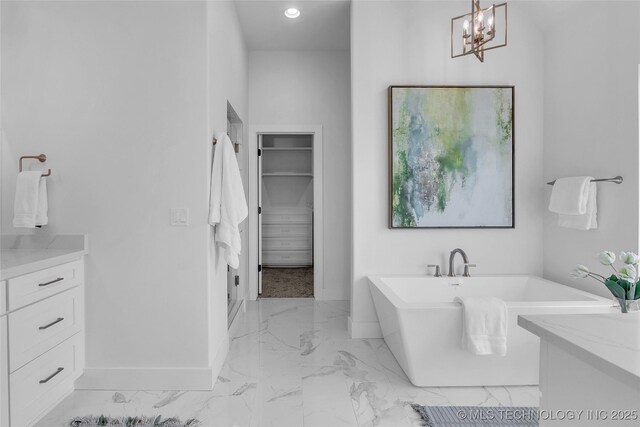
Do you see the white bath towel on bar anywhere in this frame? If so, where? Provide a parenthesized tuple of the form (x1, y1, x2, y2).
(209, 132, 248, 269)
(558, 182, 597, 230)
(548, 176, 593, 215)
(454, 296, 507, 356)
(13, 171, 48, 228)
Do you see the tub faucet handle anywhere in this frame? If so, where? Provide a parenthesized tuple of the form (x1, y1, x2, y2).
(427, 264, 442, 277)
(463, 263, 477, 277)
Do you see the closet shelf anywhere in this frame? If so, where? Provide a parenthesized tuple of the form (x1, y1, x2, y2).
(262, 172, 313, 177)
(262, 147, 312, 151)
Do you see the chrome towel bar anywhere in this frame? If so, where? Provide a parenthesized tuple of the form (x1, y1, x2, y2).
(547, 176, 623, 186)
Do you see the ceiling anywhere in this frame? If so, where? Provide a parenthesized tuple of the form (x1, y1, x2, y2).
(234, 0, 350, 51)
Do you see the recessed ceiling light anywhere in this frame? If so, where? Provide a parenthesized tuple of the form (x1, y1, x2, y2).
(284, 8, 300, 19)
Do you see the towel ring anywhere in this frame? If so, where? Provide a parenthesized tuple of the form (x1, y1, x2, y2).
(20, 154, 51, 177)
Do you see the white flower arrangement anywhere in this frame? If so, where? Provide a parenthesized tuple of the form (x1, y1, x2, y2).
(572, 251, 640, 313)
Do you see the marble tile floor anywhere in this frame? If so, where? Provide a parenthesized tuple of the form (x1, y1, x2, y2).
(36, 299, 539, 427)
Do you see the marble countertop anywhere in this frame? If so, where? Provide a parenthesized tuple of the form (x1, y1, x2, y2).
(1, 249, 86, 280)
(519, 313, 640, 389)
(0, 234, 88, 280)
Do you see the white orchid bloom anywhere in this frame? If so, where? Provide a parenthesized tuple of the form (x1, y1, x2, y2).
(571, 264, 590, 279)
(619, 264, 637, 281)
(597, 251, 616, 266)
(619, 251, 639, 265)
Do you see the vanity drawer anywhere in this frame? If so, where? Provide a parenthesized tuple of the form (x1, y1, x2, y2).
(262, 212, 311, 225)
(10, 333, 83, 427)
(8, 260, 83, 310)
(262, 224, 311, 238)
(263, 250, 312, 266)
(9, 287, 83, 372)
(263, 237, 311, 251)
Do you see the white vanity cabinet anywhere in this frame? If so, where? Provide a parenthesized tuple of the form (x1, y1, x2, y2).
(3, 259, 85, 427)
(519, 313, 639, 426)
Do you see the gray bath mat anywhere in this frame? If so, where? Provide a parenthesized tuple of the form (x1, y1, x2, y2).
(69, 415, 199, 427)
(411, 405, 538, 426)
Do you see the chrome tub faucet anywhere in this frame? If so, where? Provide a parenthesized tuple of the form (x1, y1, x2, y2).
(448, 248, 476, 277)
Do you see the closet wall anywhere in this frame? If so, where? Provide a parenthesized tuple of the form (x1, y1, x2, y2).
(248, 50, 351, 300)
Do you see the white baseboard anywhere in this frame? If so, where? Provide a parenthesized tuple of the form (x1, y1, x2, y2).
(77, 308, 241, 391)
(76, 367, 214, 391)
(211, 331, 230, 385)
(348, 316, 383, 339)
(319, 290, 350, 301)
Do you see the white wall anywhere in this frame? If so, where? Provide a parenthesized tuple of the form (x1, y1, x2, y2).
(206, 0, 249, 374)
(350, 1, 545, 336)
(1, 0, 247, 389)
(249, 50, 351, 300)
(542, 2, 640, 297)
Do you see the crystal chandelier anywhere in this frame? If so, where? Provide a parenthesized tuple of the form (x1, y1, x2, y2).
(451, 1, 508, 62)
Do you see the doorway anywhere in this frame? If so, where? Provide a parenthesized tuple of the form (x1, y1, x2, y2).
(248, 126, 324, 300)
(259, 134, 314, 297)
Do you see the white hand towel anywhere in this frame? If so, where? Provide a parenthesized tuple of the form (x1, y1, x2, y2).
(558, 182, 597, 230)
(13, 171, 48, 228)
(209, 132, 248, 269)
(35, 177, 49, 226)
(454, 296, 507, 356)
(548, 176, 593, 215)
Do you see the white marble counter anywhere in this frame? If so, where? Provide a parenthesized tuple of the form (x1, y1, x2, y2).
(1, 249, 86, 280)
(0, 235, 88, 280)
(518, 313, 640, 390)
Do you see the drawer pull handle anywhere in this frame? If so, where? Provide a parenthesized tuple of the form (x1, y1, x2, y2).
(39, 367, 64, 384)
(39, 277, 64, 287)
(39, 317, 64, 330)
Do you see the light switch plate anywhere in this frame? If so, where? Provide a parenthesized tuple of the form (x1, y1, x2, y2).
(170, 208, 189, 226)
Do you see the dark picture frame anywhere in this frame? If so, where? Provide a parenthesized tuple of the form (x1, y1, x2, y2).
(388, 85, 515, 229)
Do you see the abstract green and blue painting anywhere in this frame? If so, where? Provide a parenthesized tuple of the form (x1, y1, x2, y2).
(389, 86, 514, 228)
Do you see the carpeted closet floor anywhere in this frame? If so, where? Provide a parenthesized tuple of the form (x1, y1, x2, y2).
(261, 267, 314, 298)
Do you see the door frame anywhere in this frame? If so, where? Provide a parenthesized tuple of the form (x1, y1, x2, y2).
(248, 125, 324, 300)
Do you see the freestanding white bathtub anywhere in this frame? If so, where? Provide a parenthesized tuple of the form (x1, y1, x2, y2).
(368, 275, 613, 387)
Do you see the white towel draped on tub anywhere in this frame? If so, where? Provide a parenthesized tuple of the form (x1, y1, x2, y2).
(454, 296, 508, 356)
(548, 176, 597, 230)
(209, 132, 248, 269)
(13, 171, 48, 228)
